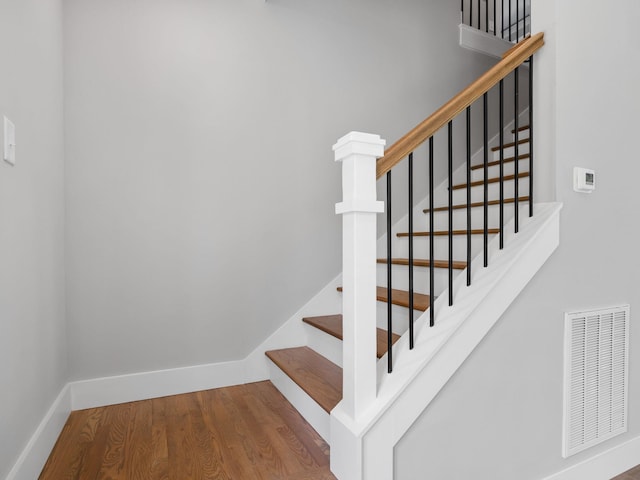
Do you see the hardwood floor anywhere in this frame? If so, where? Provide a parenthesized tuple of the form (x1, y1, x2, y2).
(612, 465, 640, 480)
(41, 375, 637, 480)
(39, 381, 336, 480)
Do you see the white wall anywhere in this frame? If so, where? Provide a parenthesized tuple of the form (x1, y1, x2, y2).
(0, 0, 66, 477)
(63, 0, 496, 380)
(395, 1, 640, 478)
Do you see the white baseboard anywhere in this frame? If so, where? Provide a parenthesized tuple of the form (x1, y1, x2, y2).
(5, 385, 71, 480)
(70, 274, 343, 411)
(6, 273, 343, 477)
(540, 435, 640, 480)
(70, 358, 251, 410)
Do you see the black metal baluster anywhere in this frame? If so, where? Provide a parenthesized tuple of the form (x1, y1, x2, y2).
(477, 0, 481, 32)
(529, 55, 534, 217)
(408, 152, 414, 349)
(493, 0, 496, 35)
(499, 79, 505, 249)
(466, 106, 472, 286)
(509, 0, 512, 41)
(448, 121, 453, 306)
(496, 0, 504, 38)
(429, 137, 435, 327)
(483, 92, 489, 267)
(514, 67, 519, 233)
(485, 0, 489, 32)
(386, 171, 393, 373)
(501, 0, 505, 39)
(470, 0, 473, 28)
(461, 0, 465, 25)
(516, 0, 520, 40)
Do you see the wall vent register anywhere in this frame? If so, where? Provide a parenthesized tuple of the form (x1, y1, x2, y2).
(563, 305, 629, 457)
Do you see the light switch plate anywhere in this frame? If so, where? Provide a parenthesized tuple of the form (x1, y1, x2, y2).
(4, 116, 16, 166)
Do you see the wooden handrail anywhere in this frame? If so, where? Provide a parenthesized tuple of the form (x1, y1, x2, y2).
(376, 32, 544, 179)
(501, 36, 529, 59)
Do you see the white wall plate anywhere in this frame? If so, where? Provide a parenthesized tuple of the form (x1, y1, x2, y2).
(4, 116, 16, 166)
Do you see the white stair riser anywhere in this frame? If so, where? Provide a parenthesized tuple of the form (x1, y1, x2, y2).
(376, 301, 420, 336)
(267, 360, 330, 442)
(385, 233, 489, 264)
(373, 274, 485, 336)
(512, 127, 530, 140)
(420, 202, 524, 231)
(388, 202, 529, 262)
(470, 158, 530, 182)
(491, 141, 529, 161)
(375, 202, 535, 334)
(304, 323, 343, 368)
(377, 264, 451, 298)
(452, 177, 529, 204)
(450, 130, 530, 183)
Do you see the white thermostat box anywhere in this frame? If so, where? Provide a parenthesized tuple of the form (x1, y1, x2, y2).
(573, 167, 595, 193)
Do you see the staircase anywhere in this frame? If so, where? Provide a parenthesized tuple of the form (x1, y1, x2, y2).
(262, 33, 560, 479)
(265, 121, 532, 436)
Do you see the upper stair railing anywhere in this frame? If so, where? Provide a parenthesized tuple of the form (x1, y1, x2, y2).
(333, 32, 544, 423)
(461, 0, 530, 42)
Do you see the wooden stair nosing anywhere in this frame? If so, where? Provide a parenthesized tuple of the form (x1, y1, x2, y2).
(336, 286, 430, 312)
(511, 125, 530, 133)
(490, 137, 529, 152)
(423, 196, 530, 213)
(265, 346, 342, 414)
(396, 228, 500, 237)
(470, 153, 530, 171)
(451, 172, 529, 190)
(376, 258, 467, 270)
(302, 314, 400, 359)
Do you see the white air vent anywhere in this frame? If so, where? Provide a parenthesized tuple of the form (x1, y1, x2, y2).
(563, 305, 629, 458)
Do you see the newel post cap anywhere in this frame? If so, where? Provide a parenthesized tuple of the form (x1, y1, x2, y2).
(333, 131, 386, 163)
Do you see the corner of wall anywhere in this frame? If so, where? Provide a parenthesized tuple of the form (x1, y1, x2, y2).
(66, 272, 343, 411)
(5, 385, 71, 480)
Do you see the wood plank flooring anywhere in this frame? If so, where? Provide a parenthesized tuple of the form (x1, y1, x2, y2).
(39, 381, 336, 480)
(612, 465, 640, 480)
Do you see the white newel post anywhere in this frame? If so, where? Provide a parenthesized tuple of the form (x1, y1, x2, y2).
(331, 132, 385, 480)
(333, 131, 385, 420)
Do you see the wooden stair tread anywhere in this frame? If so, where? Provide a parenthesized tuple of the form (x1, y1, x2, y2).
(470, 153, 530, 170)
(511, 125, 530, 133)
(423, 196, 530, 213)
(490, 137, 529, 152)
(337, 286, 431, 312)
(302, 314, 400, 359)
(377, 258, 467, 270)
(451, 172, 529, 190)
(397, 228, 500, 237)
(265, 346, 342, 413)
